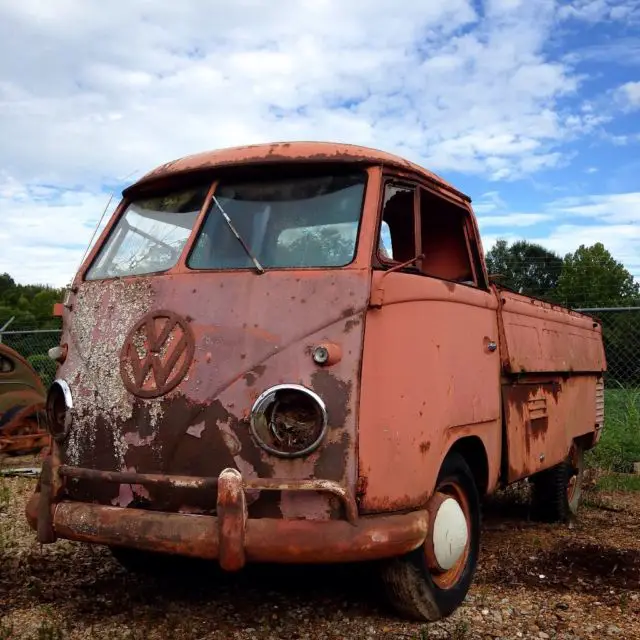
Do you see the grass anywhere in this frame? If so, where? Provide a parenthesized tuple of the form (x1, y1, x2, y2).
(596, 473, 640, 492)
(586, 386, 640, 474)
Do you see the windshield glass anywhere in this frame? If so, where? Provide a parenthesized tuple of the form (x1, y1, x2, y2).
(85, 185, 209, 280)
(188, 172, 366, 270)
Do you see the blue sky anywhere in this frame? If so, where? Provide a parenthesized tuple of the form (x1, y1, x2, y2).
(0, 0, 638, 286)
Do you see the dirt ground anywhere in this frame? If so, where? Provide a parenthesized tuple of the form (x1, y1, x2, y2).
(1, 456, 639, 640)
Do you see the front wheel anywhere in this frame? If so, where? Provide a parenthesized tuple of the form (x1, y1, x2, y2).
(380, 452, 481, 621)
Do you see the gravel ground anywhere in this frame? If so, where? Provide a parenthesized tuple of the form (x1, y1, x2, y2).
(1, 456, 639, 640)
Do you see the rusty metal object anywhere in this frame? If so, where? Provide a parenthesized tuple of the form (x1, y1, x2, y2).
(57, 465, 358, 524)
(125, 142, 470, 204)
(495, 287, 606, 375)
(217, 467, 247, 570)
(37, 457, 56, 543)
(502, 374, 602, 483)
(26, 489, 429, 565)
(23, 141, 607, 619)
(0, 343, 49, 456)
(120, 309, 196, 398)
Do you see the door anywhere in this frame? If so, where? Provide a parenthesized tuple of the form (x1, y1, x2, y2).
(358, 180, 502, 513)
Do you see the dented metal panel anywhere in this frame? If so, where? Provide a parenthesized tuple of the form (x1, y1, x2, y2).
(26, 490, 429, 565)
(55, 269, 368, 521)
(126, 141, 468, 203)
(358, 272, 503, 513)
(497, 288, 606, 374)
(502, 375, 600, 483)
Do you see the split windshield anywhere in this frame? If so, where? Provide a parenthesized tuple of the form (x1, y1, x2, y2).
(85, 170, 366, 280)
(188, 172, 365, 271)
(85, 185, 209, 280)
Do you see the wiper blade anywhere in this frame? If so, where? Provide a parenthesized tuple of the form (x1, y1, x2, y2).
(212, 195, 265, 274)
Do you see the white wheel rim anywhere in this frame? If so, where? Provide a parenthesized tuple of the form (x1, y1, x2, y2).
(432, 497, 469, 571)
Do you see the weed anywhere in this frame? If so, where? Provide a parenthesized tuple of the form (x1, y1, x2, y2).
(0, 480, 9, 512)
(35, 616, 65, 640)
(0, 620, 15, 640)
(452, 620, 470, 639)
(587, 387, 640, 473)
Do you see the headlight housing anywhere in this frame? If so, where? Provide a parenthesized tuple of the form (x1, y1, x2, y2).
(250, 384, 327, 458)
(45, 379, 73, 443)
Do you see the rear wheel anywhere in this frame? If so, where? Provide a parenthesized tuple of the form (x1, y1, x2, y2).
(531, 444, 584, 523)
(380, 452, 481, 621)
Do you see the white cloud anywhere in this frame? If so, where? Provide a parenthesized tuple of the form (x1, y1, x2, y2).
(615, 81, 640, 111)
(542, 224, 640, 278)
(558, 0, 640, 22)
(548, 192, 640, 224)
(0, 175, 117, 286)
(479, 191, 640, 280)
(478, 213, 552, 227)
(0, 0, 629, 286)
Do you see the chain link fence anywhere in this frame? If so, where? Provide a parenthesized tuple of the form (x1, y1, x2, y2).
(576, 307, 640, 389)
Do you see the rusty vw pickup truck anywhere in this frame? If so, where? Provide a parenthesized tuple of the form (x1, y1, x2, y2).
(27, 142, 606, 621)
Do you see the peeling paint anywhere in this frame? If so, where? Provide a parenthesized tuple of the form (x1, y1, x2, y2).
(186, 422, 205, 438)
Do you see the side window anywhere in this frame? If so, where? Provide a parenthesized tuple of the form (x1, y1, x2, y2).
(419, 188, 475, 285)
(377, 183, 416, 264)
(0, 355, 14, 374)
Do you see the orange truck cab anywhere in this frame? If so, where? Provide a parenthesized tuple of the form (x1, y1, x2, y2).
(28, 142, 606, 621)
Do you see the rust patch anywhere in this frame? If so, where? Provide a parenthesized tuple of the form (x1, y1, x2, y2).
(120, 309, 195, 399)
(313, 432, 350, 482)
(344, 317, 361, 333)
(419, 441, 431, 454)
(310, 370, 352, 429)
(243, 365, 266, 387)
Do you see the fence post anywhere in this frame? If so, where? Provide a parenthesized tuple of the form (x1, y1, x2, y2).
(0, 316, 15, 344)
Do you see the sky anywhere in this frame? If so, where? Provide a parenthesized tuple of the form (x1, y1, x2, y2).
(0, 0, 639, 288)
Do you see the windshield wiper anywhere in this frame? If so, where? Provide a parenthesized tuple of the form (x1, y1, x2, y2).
(211, 195, 265, 274)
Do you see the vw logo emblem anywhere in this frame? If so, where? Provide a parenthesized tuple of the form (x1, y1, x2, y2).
(120, 310, 195, 399)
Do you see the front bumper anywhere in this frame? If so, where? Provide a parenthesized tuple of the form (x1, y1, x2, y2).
(26, 463, 429, 570)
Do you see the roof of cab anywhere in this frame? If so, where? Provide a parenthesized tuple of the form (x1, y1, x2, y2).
(126, 141, 471, 202)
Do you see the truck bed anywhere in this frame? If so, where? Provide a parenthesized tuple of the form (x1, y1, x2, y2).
(496, 288, 606, 376)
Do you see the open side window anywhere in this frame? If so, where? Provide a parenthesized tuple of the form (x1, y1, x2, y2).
(374, 177, 484, 288)
(375, 182, 418, 268)
(418, 188, 477, 287)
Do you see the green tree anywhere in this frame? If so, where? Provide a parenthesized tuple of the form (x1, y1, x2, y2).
(556, 243, 640, 309)
(0, 273, 15, 299)
(485, 239, 563, 300)
(278, 226, 356, 267)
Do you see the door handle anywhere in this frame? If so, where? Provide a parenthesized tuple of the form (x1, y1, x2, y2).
(487, 341, 497, 352)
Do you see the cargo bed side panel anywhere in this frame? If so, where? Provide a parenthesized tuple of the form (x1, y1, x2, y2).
(497, 289, 606, 375)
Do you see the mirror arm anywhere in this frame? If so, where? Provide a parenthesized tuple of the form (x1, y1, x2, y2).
(369, 254, 425, 309)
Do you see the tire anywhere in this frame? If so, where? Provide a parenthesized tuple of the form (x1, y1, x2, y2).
(380, 452, 481, 621)
(530, 444, 584, 523)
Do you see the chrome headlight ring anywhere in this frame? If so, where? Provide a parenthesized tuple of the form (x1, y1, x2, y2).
(250, 384, 328, 458)
(46, 379, 74, 443)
